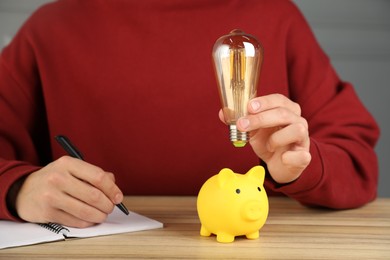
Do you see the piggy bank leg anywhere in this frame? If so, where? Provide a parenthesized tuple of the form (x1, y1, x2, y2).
(216, 232, 235, 243)
(200, 225, 211, 237)
(246, 231, 259, 240)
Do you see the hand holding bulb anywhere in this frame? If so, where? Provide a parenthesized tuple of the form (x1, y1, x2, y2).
(213, 30, 311, 183)
(219, 94, 312, 184)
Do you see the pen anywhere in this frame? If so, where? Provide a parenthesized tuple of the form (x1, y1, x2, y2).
(55, 135, 129, 215)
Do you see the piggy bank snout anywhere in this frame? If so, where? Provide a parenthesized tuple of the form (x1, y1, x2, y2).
(242, 200, 263, 221)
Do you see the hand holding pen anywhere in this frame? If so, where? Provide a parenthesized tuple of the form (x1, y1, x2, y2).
(14, 135, 128, 228)
(55, 135, 129, 215)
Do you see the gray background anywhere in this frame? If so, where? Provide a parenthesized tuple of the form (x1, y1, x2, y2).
(1, 0, 389, 197)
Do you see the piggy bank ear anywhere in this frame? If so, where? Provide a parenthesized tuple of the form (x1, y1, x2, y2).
(217, 168, 237, 188)
(246, 166, 265, 185)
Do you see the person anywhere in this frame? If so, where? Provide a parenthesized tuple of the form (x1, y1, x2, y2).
(0, 0, 379, 228)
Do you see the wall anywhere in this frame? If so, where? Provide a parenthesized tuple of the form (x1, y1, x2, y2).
(1, 0, 389, 197)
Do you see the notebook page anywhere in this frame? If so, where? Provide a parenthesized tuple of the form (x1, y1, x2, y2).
(0, 221, 64, 249)
(0, 208, 163, 249)
(65, 208, 163, 238)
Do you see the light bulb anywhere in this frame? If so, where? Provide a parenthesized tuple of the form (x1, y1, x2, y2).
(212, 29, 263, 147)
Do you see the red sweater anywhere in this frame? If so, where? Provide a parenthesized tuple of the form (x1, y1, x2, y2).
(0, 0, 379, 220)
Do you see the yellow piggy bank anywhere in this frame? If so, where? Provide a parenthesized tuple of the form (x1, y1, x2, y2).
(197, 166, 268, 243)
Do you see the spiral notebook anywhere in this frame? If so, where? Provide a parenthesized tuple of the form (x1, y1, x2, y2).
(0, 208, 163, 250)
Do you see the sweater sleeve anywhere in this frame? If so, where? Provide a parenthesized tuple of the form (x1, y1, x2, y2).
(0, 19, 50, 220)
(264, 2, 380, 209)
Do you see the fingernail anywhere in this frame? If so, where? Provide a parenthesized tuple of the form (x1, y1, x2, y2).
(114, 193, 122, 204)
(239, 118, 250, 130)
(250, 101, 261, 112)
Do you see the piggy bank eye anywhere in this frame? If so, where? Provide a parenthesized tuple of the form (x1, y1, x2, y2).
(235, 189, 241, 194)
(257, 187, 261, 192)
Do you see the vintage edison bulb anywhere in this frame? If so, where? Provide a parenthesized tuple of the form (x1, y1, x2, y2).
(212, 29, 263, 147)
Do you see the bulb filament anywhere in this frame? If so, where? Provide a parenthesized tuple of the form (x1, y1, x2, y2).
(230, 48, 246, 118)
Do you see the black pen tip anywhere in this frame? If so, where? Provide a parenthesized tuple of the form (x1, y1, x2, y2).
(117, 203, 129, 215)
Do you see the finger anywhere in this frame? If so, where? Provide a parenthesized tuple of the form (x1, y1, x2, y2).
(34, 177, 108, 226)
(248, 94, 301, 115)
(218, 109, 226, 123)
(267, 122, 309, 152)
(237, 107, 303, 132)
(106, 172, 116, 183)
(44, 208, 96, 228)
(54, 192, 109, 224)
(57, 156, 123, 204)
(281, 150, 312, 172)
(65, 177, 115, 214)
(42, 167, 114, 214)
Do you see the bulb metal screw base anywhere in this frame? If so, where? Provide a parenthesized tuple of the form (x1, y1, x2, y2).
(229, 125, 249, 148)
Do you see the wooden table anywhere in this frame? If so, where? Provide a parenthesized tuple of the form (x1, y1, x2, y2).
(1, 196, 389, 259)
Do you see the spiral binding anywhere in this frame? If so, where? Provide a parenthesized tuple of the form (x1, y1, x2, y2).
(39, 222, 70, 236)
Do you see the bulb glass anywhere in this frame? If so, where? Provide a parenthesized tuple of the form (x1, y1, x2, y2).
(212, 30, 263, 147)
